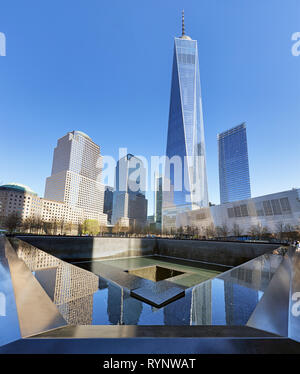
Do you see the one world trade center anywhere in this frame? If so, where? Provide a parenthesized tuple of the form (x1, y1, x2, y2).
(163, 12, 209, 228)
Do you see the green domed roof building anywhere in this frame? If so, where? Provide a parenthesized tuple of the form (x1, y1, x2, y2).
(0, 183, 37, 196)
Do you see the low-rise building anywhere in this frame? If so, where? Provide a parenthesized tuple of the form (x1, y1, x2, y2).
(164, 188, 300, 235)
(0, 182, 107, 229)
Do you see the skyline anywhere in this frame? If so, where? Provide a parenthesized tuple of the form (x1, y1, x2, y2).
(0, 0, 299, 215)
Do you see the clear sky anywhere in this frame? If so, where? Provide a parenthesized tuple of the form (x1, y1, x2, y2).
(0, 0, 299, 215)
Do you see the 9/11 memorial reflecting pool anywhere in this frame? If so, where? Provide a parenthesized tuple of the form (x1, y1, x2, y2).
(1, 236, 300, 354)
(74, 255, 225, 325)
(66, 254, 280, 326)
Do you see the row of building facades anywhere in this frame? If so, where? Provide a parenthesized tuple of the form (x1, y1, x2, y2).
(0, 130, 149, 231)
(0, 16, 299, 235)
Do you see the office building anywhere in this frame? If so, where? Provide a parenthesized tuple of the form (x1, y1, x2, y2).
(163, 12, 209, 230)
(112, 154, 147, 228)
(103, 186, 114, 224)
(44, 131, 107, 224)
(154, 175, 163, 229)
(218, 123, 251, 204)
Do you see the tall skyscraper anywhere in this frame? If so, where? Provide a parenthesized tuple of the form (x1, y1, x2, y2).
(218, 123, 251, 204)
(44, 131, 107, 224)
(111, 154, 147, 228)
(154, 175, 163, 228)
(104, 186, 114, 224)
(163, 12, 209, 229)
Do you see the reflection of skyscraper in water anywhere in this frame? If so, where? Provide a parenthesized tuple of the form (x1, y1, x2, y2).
(224, 282, 259, 325)
(58, 295, 95, 325)
(107, 283, 142, 325)
(163, 291, 192, 325)
(16, 242, 98, 325)
(123, 293, 143, 325)
(107, 283, 122, 324)
(0, 291, 5, 317)
(190, 282, 212, 325)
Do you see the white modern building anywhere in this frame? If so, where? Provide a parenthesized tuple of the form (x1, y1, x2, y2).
(170, 188, 300, 235)
(44, 131, 107, 224)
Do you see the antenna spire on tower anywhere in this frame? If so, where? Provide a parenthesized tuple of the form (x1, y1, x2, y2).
(179, 10, 191, 40)
(182, 9, 185, 36)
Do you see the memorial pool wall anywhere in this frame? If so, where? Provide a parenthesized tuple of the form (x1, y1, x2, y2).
(16, 236, 280, 267)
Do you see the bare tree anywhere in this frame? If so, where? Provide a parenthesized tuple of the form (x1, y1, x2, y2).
(65, 222, 73, 235)
(282, 223, 295, 241)
(35, 218, 43, 234)
(52, 220, 58, 235)
(3, 212, 22, 234)
(26, 217, 35, 233)
(22, 217, 31, 233)
(59, 220, 65, 235)
(77, 223, 83, 236)
(177, 226, 184, 237)
(42, 220, 52, 235)
(112, 222, 121, 235)
(295, 224, 300, 240)
(275, 222, 285, 240)
(205, 223, 216, 239)
(185, 225, 197, 238)
(248, 223, 269, 239)
(216, 223, 229, 238)
(232, 223, 243, 237)
(99, 224, 108, 236)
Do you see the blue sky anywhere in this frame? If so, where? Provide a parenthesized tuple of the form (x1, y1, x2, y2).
(0, 0, 299, 214)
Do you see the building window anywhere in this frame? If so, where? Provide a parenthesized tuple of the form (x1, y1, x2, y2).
(271, 199, 282, 215)
(227, 208, 234, 218)
(263, 200, 273, 216)
(234, 206, 242, 217)
(240, 204, 249, 217)
(280, 197, 291, 213)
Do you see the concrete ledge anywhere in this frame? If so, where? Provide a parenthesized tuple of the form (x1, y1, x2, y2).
(156, 239, 280, 267)
(17, 236, 281, 267)
(1, 335, 300, 354)
(30, 325, 280, 338)
(16, 236, 156, 262)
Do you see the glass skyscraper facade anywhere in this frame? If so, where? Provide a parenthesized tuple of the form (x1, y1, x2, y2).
(218, 123, 251, 204)
(154, 175, 163, 227)
(112, 154, 148, 227)
(163, 19, 209, 223)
